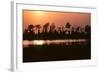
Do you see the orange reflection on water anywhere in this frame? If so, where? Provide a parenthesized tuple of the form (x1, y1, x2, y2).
(23, 39, 87, 48)
(33, 40, 45, 45)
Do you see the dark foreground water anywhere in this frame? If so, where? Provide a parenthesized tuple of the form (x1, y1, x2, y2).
(23, 39, 91, 63)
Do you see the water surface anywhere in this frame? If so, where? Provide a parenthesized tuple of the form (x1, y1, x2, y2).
(23, 39, 88, 48)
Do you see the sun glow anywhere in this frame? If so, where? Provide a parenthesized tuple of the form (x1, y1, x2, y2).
(35, 11, 45, 15)
(36, 11, 44, 13)
(33, 40, 45, 45)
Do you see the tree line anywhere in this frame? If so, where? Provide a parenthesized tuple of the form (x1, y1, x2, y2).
(23, 22, 91, 40)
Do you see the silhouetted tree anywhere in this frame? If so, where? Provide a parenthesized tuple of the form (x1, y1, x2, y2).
(65, 22, 71, 34)
(43, 22, 49, 33)
(76, 26, 81, 33)
(84, 25, 91, 39)
(24, 24, 35, 40)
(80, 27, 84, 33)
(58, 27, 62, 33)
(28, 24, 34, 33)
(23, 22, 91, 40)
(85, 25, 90, 34)
(35, 24, 41, 34)
(71, 27, 75, 34)
(65, 22, 71, 28)
(50, 22, 56, 33)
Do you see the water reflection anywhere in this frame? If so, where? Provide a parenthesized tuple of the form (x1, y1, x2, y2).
(23, 39, 88, 48)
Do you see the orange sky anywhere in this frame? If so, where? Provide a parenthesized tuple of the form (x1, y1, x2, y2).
(23, 10, 91, 30)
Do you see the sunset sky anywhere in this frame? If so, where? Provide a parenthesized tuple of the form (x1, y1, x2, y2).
(23, 10, 91, 30)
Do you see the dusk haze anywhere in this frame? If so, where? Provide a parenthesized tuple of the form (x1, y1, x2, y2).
(23, 10, 91, 30)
